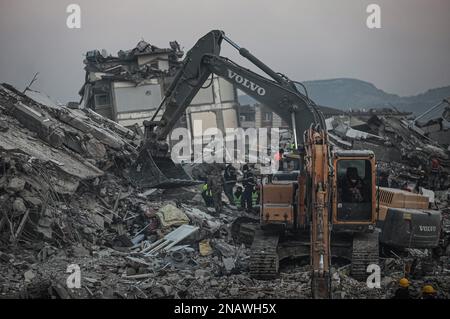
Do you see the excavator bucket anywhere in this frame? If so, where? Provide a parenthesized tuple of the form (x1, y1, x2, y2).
(129, 149, 199, 189)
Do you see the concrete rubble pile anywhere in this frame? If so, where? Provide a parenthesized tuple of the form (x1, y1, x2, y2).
(0, 82, 146, 297)
(0, 83, 315, 299)
(327, 114, 450, 190)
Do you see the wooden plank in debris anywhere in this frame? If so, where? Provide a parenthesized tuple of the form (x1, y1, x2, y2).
(99, 204, 120, 218)
(113, 190, 122, 212)
(126, 256, 153, 267)
(121, 273, 155, 280)
(14, 209, 30, 241)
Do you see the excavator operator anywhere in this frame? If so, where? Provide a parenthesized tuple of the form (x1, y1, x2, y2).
(341, 167, 366, 203)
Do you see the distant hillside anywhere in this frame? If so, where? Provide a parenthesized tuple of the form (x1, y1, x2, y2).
(238, 78, 450, 115)
(303, 78, 401, 110)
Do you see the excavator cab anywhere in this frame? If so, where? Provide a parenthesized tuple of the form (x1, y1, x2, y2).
(332, 151, 376, 231)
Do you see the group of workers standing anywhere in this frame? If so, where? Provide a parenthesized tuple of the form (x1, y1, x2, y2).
(392, 277, 441, 299)
(201, 163, 260, 215)
(200, 142, 298, 215)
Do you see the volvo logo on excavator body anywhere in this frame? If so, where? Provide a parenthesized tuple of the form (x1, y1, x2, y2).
(227, 70, 266, 96)
(418, 225, 437, 232)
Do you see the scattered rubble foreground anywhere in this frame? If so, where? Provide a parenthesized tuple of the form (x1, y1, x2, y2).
(0, 83, 449, 299)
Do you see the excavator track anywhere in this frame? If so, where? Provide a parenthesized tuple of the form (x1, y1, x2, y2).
(351, 231, 379, 281)
(249, 230, 280, 279)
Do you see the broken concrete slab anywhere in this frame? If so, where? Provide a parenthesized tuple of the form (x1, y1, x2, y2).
(182, 206, 222, 233)
(36, 217, 53, 239)
(71, 244, 90, 258)
(12, 102, 64, 148)
(58, 109, 125, 150)
(91, 212, 105, 229)
(7, 177, 26, 193)
(0, 83, 144, 197)
(0, 128, 102, 193)
(212, 239, 237, 258)
(222, 257, 236, 272)
(0, 119, 8, 132)
(23, 270, 36, 283)
(12, 198, 27, 214)
(194, 269, 209, 278)
(20, 190, 43, 207)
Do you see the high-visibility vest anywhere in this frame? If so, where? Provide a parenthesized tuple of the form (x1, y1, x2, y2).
(234, 194, 242, 205)
(202, 184, 212, 196)
(252, 191, 259, 205)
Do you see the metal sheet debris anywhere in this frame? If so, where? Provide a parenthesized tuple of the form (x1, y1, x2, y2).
(141, 224, 199, 256)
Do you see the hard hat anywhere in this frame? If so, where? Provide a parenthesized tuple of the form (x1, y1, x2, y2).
(422, 285, 436, 294)
(399, 278, 409, 288)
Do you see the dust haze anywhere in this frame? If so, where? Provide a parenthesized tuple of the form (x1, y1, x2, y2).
(0, 0, 449, 102)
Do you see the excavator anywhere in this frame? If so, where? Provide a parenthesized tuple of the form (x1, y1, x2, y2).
(130, 30, 443, 298)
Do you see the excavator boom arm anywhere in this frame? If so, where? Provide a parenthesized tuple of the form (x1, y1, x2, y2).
(153, 30, 322, 144)
(148, 30, 331, 298)
(152, 30, 223, 140)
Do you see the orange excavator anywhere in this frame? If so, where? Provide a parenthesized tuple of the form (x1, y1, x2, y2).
(131, 30, 442, 298)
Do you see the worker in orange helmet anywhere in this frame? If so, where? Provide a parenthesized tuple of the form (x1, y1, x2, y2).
(421, 285, 438, 299)
(392, 278, 411, 299)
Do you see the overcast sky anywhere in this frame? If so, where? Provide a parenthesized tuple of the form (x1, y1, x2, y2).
(0, 0, 449, 103)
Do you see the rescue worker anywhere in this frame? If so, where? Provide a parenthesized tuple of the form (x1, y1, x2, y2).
(234, 186, 243, 207)
(202, 183, 213, 207)
(287, 142, 296, 152)
(275, 148, 285, 171)
(430, 156, 441, 190)
(421, 285, 438, 299)
(392, 278, 411, 299)
(378, 171, 389, 187)
(207, 165, 224, 215)
(401, 182, 410, 192)
(252, 185, 260, 207)
(242, 164, 256, 212)
(223, 164, 237, 204)
(201, 183, 213, 207)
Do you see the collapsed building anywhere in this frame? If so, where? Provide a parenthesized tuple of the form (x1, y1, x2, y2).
(79, 40, 240, 143)
(414, 101, 450, 150)
(79, 40, 183, 129)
